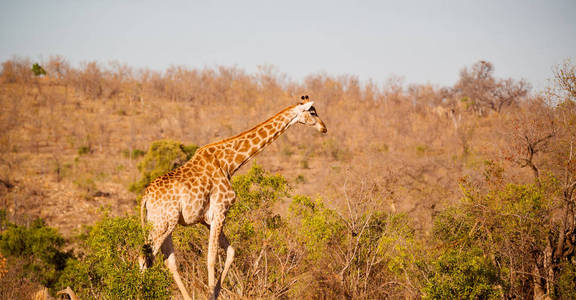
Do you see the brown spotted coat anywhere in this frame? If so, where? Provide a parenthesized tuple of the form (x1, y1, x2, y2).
(139, 96, 326, 300)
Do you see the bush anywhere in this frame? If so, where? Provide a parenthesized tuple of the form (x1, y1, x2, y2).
(130, 140, 198, 193)
(556, 261, 576, 299)
(123, 148, 146, 159)
(227, 164, 289, 244)
(226, 164, 296, 294)
(77, 145, 91, 155)
(289, 195, 345, 260)
(0, 211, 172, 298)
(423, 248, 501, 299)
(364, 212, 416, 273)
(340, 211, 420, 299)
(57, 216, 172, 299)
(430, 183, 552, 298)
(32, 63, 47, 77)
(229, 163, 289, 221)
(0, 217, 70, 289)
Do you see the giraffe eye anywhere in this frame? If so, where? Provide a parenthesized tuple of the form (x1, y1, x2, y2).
(309, 107, 317, 116)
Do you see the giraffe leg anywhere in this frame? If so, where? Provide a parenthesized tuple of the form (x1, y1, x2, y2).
(139, 217, 176, 270)
(138, 243, 153, 270)
(161, 234, 193, 300)
(139, 232, 160, 271)
(218, 232, 235, 288)
(207, 217, 224, 299)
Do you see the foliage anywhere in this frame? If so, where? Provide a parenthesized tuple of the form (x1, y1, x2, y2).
(77, 145, 91, 155)
(0, 215, 70, 289)
(0, 214, 171, 298)
(433, 207, 475, 246)
(175, 165, 419, 298)
(290, 195, 346, 260)
(31, 63, 46, 77)
(123, 148, 146, 159)
(556, 260, 576, 299)
(364, 212, 415, 272)
(423, 248, 501, 299)
(57, 216, 172, 299)
(431, 183, 552, 298)
(229, 163, 289, 220)
(130, 140, 198, 193)
(337, 210, 420, 299)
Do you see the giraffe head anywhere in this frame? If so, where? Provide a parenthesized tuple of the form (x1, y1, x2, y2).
(295, 95, 327, 134)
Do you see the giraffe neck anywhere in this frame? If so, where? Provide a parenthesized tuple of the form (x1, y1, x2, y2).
(217, 105, 298, 176)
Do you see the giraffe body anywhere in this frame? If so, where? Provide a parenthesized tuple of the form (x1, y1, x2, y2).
(140, 96, 326, 299)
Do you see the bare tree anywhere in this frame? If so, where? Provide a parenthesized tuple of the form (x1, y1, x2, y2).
(504, 61, 576, 297)
(455, 61, 529, 114)
(0, 57, 33, 84)
(504, 98, 556, 185)
(548, 62, 576, 282)
(552, 60, 576, 102)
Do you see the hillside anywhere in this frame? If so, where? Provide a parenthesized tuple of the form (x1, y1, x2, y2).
(0, 59, 521, 233)
(0, 57, 575, 298)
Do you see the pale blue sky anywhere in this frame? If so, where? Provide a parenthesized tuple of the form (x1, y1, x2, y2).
(1, 0, 574, 91)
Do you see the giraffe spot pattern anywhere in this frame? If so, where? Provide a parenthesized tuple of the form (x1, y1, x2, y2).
(139, 103, 320, 299)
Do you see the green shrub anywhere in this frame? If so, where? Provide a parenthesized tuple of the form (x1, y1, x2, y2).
(556, 261, 576, 299)
(123, 148, 146, 159)
(364, 212, 416, 274)
(57, 216, 172, 299)
(332, 210, 420, 299)
(423, 248, 501, 299)
(430, 183, 551, 298)
(77, 145, 91, 155)
(229, 163, 288, 219)
(415, 144, 429, 155)
(226, 163, 289, 254)
(181, 144, 199, 157)
(433, 207, 476, 246)
(0, 217, 70, 289)
(31, 63, 46, 77)
(130, 140, 198, 193)
(295, 174, 306, 184)
(289, 195, 345, 260)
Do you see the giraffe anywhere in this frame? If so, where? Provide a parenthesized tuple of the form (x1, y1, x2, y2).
(139, 95, 327, 299)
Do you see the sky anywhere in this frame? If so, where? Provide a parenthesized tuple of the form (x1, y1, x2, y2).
(0, 0, 574, 91)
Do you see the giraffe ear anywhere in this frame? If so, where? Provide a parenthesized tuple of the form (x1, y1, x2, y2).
(298, 101, 314, 111)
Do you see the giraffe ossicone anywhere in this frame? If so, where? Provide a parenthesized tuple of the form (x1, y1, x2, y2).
(139, 96, 327, 300)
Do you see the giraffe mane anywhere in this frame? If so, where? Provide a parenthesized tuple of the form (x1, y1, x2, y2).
(202, 105, 297, 148)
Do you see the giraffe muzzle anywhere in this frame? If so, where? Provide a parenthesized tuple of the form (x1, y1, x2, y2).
(315, 121, 327, 134)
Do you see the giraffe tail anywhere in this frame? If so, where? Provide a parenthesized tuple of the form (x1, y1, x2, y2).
(139, 196, 153, 269)
(140, 196, 148, 229)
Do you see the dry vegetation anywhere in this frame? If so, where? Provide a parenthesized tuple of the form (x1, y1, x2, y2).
(0, 56, 575, 299)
